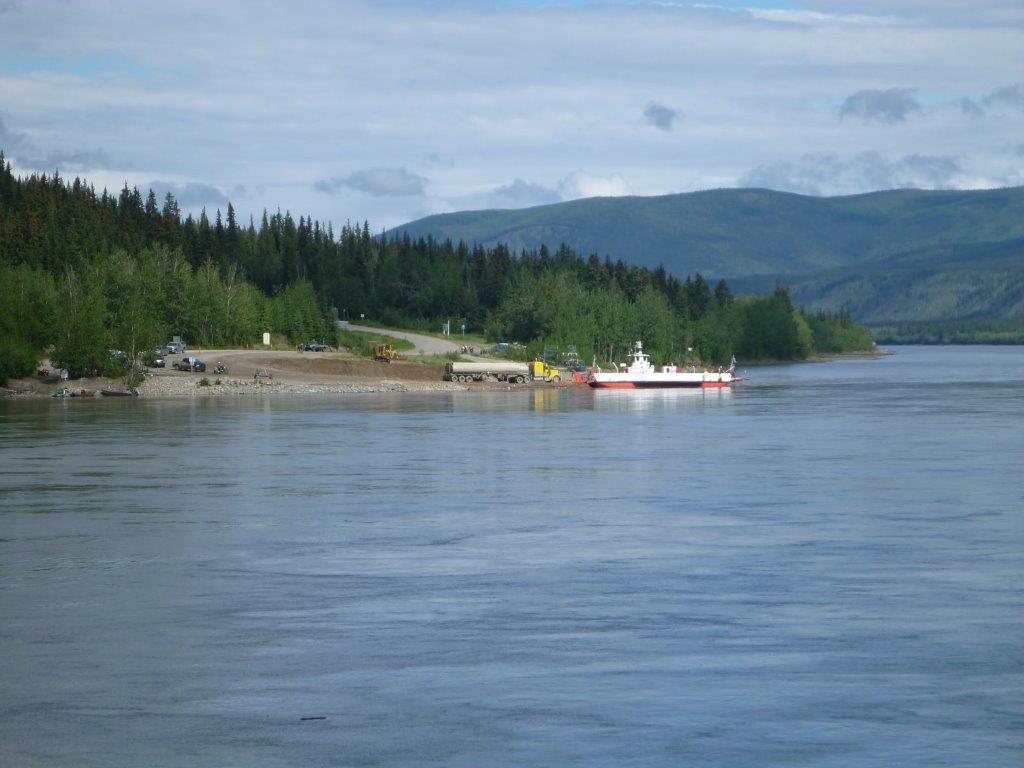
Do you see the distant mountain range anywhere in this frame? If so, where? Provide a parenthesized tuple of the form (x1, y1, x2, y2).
(391, 187, 1024, 324)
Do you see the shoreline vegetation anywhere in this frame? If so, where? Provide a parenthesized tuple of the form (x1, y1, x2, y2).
(870, 320, 1024, 345)
(741, 347, 892, 367)
(1, 157, 874, 390)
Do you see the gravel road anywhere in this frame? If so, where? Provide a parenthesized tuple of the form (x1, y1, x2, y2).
(338, 320, 466, 356)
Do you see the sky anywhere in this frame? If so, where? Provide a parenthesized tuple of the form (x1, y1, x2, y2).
(1, 0, 1022, 229)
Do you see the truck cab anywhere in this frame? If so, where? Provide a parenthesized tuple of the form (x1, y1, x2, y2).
(530, 360, 562, 383)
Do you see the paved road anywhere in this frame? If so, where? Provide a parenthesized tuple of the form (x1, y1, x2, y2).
(338, 320, 471, 356)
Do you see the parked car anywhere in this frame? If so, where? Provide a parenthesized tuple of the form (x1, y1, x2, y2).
(149, 357, 166, 369)
(173, 356, 206, 372)
(298, 341, 330, 352)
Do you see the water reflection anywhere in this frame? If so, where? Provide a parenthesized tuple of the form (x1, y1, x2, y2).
(589, 385, 733, 412)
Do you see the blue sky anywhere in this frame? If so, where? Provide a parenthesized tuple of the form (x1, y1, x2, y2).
(1, 0, 1021, 228)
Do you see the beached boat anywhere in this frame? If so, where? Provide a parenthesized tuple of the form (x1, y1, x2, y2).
(100, 388, 140, 397)
(588, 341, 739, 389)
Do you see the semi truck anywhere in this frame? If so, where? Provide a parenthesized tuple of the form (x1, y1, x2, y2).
(444, 360, 562, 384)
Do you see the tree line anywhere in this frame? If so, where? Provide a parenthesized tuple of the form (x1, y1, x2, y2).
(0, 153, 872, 382)
(488, 271, 872, 366)
(0, 249, 329, 382)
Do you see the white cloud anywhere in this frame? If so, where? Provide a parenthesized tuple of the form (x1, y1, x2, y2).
(745, 8, 898, 26)
(0, 115, 27, 153)
(0, 1, 1020, 226)
(838, 88, 921, 124)
(315, 168, 427, 197)
(738, 151, 981, 195)
(556, 171, 633, 200)
(982, 83, 1024, 113)
(441, 171, 632, 213)
(149, 180, 228, 208)
(478, 179, 561, 209)
(797, 1, 1024, 24)
(958, 98, 984, 118)
(0, 114, 113, 171)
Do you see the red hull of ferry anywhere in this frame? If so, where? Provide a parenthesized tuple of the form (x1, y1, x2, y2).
(588, 380, 732, 389)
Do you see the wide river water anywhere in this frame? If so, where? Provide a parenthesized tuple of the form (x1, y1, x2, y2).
(1, 345, 1022, 767)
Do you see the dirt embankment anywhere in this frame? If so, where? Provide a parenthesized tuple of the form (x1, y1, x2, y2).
(250, 354, 446, 381)
(2, 350, 464, 399)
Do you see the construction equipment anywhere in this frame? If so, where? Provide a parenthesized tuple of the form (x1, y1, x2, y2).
(563, 344, 581, 369)
(371, 342, 398, 363)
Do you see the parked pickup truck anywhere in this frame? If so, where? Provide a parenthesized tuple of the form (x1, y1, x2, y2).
(173, 356, 206, 372)
(298, 341, 331, 352)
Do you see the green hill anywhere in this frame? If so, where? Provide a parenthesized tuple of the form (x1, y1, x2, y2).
(730, 237, 1024, 324)
(392, 187, 1024, 323)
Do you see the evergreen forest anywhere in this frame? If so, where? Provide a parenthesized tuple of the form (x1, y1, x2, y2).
(0, 154, 872, 383)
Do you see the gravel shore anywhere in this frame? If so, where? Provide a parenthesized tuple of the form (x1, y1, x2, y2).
(3, 350, 471, 399)
(2, 372, 468, 400)
(140, 375, 466, 397)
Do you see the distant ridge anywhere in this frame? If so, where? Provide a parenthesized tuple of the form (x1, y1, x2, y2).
(390, 187, 1024, 323)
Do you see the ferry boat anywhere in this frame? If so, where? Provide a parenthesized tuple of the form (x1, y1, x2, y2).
(588, 341, 738, 389)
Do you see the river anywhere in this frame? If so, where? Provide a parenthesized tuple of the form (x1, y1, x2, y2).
(1, 345, 1022, 766)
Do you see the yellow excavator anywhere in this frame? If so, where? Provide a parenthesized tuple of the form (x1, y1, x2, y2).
(371, 342, 399, 363)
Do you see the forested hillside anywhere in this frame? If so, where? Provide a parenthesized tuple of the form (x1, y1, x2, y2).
(730, 237, 1024, 324)
(0, 154, 871, 383)
(392, 186, 1024, 324)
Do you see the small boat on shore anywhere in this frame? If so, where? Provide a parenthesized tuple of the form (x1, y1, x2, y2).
(100, 387, 141, 397)
(588, 341, 740, 389)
